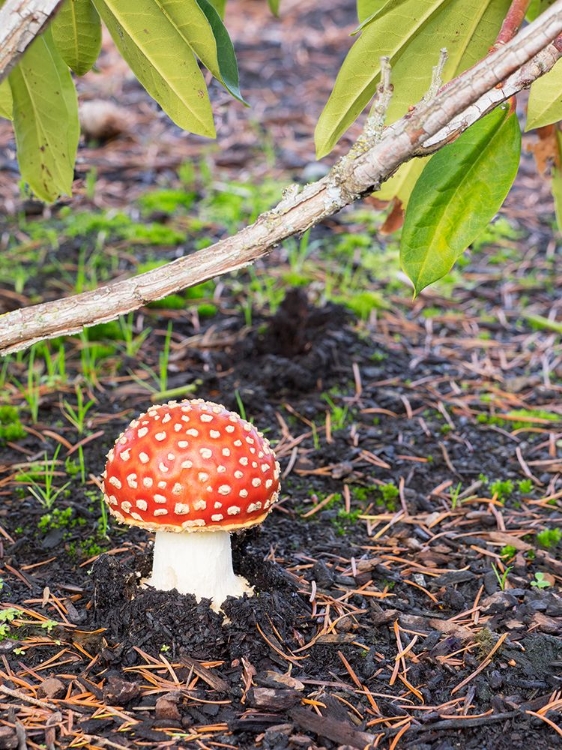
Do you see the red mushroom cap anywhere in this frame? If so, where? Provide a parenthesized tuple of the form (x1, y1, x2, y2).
(102, 399, 280, 533)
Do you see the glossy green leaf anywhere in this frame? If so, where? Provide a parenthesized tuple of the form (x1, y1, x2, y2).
(315, 0, 511, 158)
(9, 28, 79, 202)
(377, 157, 428, 207)
(195, 0, 245, 102)
(51, 0, 102, 75)
(207, 0, 226, 16)
(400, 106, 521, 295)
(527, 0, 557, 21)
(357, 0, 387, 23)
(268, 0, 280, 15)
(526, 58, 562, 131)
(0, 80, 13, 120)
(93, 0, 215, 136)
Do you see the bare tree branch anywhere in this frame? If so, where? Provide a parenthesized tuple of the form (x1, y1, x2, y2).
(1, 1, 562, 355)
(0, 0, 62, 82)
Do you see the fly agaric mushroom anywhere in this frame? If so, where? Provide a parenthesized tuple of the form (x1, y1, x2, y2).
(102, 399, 280, 609)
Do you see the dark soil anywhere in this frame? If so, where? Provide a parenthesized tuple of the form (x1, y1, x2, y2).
(1, 2, 562, 749)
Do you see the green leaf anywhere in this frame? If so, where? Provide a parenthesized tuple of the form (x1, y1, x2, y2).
(315, 0, 511, 158)
(206, 0, 226, 17)
(93, 0, 215, 136)
(526, 0, 557, 22)
(9, 27, 79, 202)
(377, 156, 428, 207)
(357, 0, 387, 24)
(0, 79, 13, 120)
(268, 0, 280, 15)
(526, 58, 562, 131)
(400, 105, 521, 295)
(195, 0, 245, 102)
(51, 0, 102, 75)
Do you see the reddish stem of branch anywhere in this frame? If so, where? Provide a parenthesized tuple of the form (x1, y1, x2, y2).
(495, 0, 533, 47)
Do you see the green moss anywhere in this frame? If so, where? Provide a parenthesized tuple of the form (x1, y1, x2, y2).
(536, 527, 562, 549)
(0, 405, 26, 444)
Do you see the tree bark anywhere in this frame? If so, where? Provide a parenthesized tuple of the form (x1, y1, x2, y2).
(1, 2, 562, 355)
(0, 0, 62, 82)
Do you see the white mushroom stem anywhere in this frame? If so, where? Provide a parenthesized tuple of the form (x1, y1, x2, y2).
(146, 529, 253, 611)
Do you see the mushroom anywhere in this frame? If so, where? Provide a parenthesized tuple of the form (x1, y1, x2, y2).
(102, 399, 280, 609)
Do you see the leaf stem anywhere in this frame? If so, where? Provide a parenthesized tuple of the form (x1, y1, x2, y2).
(494, 0, 533, 48)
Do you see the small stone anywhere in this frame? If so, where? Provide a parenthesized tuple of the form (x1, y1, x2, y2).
(103, 675, 140, 705)
(155, 693, 181, 721)
(37, 677, 65, 699)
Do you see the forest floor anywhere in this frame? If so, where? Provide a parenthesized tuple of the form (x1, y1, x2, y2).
(0, 1, 562, 749)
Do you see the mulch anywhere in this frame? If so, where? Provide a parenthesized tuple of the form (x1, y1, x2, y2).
(0, 1, 562, 749)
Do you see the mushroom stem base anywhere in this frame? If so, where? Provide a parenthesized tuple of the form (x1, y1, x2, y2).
(146, 529, 252, 610)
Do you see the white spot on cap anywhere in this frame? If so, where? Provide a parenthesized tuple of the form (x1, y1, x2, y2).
(155, 432, 167, 442)
(261, 464, 271, 473)
(198, 472, 209, 482)
(126, 474, 138, 489)
(139, 452, 149, 464)
(265, 479, 273, 489)
(217, 465, 226, 473)
(162, 413, 171, 424)
(214, 502, 222, 509)
(108, 495, 118, 506)
(222, 447, 230, 456)
(181, 460, 193, 469)
(131, 512, 143, 521)
(119, 437, 127, 445)
(143, 477, 153, 488)
(175, 503, 190, 514)
(109, 476, 122, 489)
(158, 462, 169, 473)
(252, 461, 258, 468)
(181, 415, 190, 422)
(121, 501, 132, 512)
(130, 420, 140, 428)
(136, 500, 148, 511)
(106, 448, 115, 461)
(234, 470, 243, 479)
(178, 440, 189, 448)
(229, 414, 239, 422)
(172, 483, 182, 495)
(181, 405, 192, 413)
(112, 510, 125, 522)
(183, 519, 205, 528)
(227, 506, 241, 515)
(239, 457, 249, 466)
(186, 428, 199, 437)
(120, 449, 131, 461)
(167, 453, 175, 461)
(210, 430, 221, 439)
(154, 509, 168, 516)
(234, 440, 242, 447)
(200, 414, 213, 422)
(211, 514, 224, 522)
(218, 485, 232, 495)
(174, 424, 182, 432)
(200, 448, 212, 459)
(138, 427, 148, 438)
(158, 481, 167, 489)
(252, 478, 262, 487)
(212, 405, 222, 414)
(225, 425, 235, 433)
(154, 494, 167, 504)
(274, 462, 280, 480)
(243, 423, 252, 432)
(240, 489, 249, 498)
(193, 499, 207, 510)
(247, 502, 263, 513)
